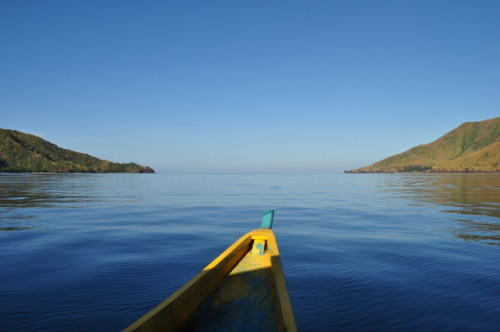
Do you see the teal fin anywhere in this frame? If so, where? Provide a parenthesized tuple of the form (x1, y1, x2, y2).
(260, 210, 274, 229)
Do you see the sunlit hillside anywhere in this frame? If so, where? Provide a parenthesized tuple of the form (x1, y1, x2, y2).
(0, 129, 154, 173)
(347, 117, 500, 173)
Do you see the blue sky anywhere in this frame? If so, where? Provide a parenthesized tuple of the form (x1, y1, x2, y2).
(1, 1, 499, 173)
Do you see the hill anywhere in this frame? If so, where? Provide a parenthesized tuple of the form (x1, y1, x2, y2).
(346, 117, 500, 173)
(0, 129, 154, 173)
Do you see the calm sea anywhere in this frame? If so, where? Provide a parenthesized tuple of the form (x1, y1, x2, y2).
(1, 173, 499, 331)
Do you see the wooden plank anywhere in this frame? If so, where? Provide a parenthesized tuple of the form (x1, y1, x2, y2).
(124, 233, 253, 331)
(266, 229, 298, 332)
(124, 228, 297, 332)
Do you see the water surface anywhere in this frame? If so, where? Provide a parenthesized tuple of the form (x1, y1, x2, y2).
(1, 173, 499, 331)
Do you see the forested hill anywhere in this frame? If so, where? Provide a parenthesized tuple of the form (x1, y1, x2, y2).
(346, 117, 500, 173)
(0, 129, 154, 173)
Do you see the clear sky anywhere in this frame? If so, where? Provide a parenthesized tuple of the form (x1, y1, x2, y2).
(1, 1, 499, 173)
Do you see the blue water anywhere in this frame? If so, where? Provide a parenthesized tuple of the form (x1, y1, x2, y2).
(1, 173, 499, 331)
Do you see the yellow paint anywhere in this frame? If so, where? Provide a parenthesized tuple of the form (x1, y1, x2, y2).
(123, 228, 296, 332)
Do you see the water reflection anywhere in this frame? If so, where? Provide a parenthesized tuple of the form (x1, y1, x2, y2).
(381, 174, 500, 246)
(0, 226, 34, 231)
(452, 219, 500, 246)
(0, 174, 97, 208)
(0, 174, 98, 231)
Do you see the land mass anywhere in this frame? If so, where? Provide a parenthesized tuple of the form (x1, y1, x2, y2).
(346, 117, 500, 173)
(0, 129, 154, 173)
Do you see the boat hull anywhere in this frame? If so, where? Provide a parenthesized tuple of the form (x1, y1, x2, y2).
(124, 228, 296, 331)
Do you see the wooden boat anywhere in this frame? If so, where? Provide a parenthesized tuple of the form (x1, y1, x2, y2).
(124, 210, 296, 332)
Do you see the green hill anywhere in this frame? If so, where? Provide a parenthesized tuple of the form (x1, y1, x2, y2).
(0, 129, 154, 173)
(346, 117, 500, 173)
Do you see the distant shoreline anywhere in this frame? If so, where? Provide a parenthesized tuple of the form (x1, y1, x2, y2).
(346, 118, 499, 174)
(344, 170, 499, 174)
(0, 128, 155, 173)
(0, 171, 155, 174)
